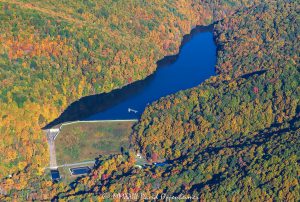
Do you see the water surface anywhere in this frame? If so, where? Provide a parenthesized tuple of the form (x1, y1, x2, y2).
(45, 26, 216, 128)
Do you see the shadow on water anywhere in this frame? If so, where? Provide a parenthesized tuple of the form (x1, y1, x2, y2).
(44, 24, 214, 129)
(43, 75, 154, 129)
(156, 24, 213, 67)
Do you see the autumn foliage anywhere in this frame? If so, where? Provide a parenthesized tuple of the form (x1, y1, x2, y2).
(51, 1, 299, 201)
(0, 0, 299, 200)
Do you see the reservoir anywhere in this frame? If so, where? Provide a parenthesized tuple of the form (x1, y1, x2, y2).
(45, 25, 216, 128)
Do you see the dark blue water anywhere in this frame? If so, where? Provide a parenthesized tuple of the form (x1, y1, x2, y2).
(45, 26, 216, 128)
(87, 30, 216, 120)
(70, 167, 91, 175)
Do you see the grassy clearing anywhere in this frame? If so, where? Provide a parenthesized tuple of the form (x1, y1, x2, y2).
(55, 121, 136, 165)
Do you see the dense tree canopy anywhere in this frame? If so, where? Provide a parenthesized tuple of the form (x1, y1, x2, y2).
(0, 0, 298, 200)
(1, 0, 212, 186)
(46, 1, 299, 200)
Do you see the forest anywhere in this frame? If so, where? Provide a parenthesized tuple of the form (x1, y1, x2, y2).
(0, 0, 212, 191)
(0, 0, 299, 200)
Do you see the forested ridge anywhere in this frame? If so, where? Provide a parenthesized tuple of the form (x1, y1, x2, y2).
(43, 1, 298, 200)
(0, 0, 237, 184)
(0, 0, 299, 200)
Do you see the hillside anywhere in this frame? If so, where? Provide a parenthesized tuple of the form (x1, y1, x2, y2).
(0, 0, 207, 179)
(49, 1, 299, 200)
(0, 0, 298, 200)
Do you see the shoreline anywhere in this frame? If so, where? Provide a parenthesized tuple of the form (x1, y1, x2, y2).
(44, 24, 216, 129)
